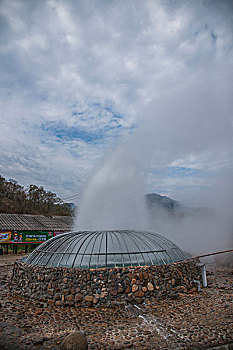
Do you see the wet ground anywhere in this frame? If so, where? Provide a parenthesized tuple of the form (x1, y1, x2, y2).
(0, 254, 232, 349)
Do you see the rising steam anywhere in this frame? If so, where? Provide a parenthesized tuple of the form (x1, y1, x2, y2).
(75, 142, 149, 231)
(75, 68, 233, 257)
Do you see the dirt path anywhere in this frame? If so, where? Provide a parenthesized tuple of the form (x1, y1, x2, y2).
(0, 255, 232, 349)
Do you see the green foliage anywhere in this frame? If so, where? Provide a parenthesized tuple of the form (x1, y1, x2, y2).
(0, 175, 74, 216)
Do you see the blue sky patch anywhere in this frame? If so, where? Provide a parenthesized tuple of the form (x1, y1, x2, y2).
(40, 121, 106, 143)
(167, 167, 200, 178)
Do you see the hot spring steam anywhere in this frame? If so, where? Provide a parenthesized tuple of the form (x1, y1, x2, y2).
(75, 144, 148, 231)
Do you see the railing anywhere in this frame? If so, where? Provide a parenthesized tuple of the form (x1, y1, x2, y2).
(193, 248, 233, 259)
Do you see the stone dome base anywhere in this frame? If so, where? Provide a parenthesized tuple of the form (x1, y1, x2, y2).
(12, 259, 201, 307)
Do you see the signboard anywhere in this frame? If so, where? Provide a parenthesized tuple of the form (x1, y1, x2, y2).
(0, 230, 66, 244)
(12, 231, 53, 244)
(0, 231, 12, 243)
(53, 231, 65, 237)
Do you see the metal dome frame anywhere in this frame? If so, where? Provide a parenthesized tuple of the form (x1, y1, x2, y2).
(24, 230, 189, 269)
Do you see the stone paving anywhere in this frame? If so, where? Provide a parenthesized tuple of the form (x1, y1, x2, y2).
(0, 255, 232, 349)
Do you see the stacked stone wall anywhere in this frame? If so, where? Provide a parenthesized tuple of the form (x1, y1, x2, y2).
(12, 260, 201, 307)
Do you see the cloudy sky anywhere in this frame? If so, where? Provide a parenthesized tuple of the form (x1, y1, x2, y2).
(0, 0, 232, 206)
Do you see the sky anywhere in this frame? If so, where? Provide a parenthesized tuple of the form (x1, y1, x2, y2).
(0, 0, 233, 207)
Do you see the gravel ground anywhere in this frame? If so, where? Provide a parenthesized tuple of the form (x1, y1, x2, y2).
(0, 254, 232, 350)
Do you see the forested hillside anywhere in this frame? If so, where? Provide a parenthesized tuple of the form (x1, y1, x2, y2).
(0, 175, 73, 216)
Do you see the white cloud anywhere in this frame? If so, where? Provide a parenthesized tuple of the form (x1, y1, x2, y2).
(0, 0, 232, 203)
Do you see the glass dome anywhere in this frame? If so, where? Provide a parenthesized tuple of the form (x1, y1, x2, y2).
(25, 230, 189, 269)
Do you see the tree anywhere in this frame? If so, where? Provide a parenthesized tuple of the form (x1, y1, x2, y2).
(0, 175, 74, 216)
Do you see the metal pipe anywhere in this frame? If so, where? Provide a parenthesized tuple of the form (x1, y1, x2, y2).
(196, 262, 208, 287)
(201, 264, 207, 287)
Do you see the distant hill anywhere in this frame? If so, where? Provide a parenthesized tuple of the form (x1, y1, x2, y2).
(146, 193, 180, 211)
(145, 193, 211, 218)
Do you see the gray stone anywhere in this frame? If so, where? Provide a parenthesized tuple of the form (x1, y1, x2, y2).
(61, 331, 88, 350)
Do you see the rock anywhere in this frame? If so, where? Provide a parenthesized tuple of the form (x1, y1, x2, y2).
(75, 293, 83, 302)
(70, 287, 76, 295)
(84, 295, 93, 302)
(125, 286, 131, 294)
(61, 331, 88, 350)
(66, 294, 74, 301)
(135, 290, 144, 298)
(34, 308, 43, 315)
(47, 288, 54, 296)
(132, 284, 138, 293)
(147, 282, 154, 291)
(54, 293, 61, 301)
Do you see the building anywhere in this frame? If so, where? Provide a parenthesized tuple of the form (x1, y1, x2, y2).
(0, 213, 74, 254)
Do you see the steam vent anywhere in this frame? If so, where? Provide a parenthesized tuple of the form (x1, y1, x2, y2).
(12, 230, 202, 306)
